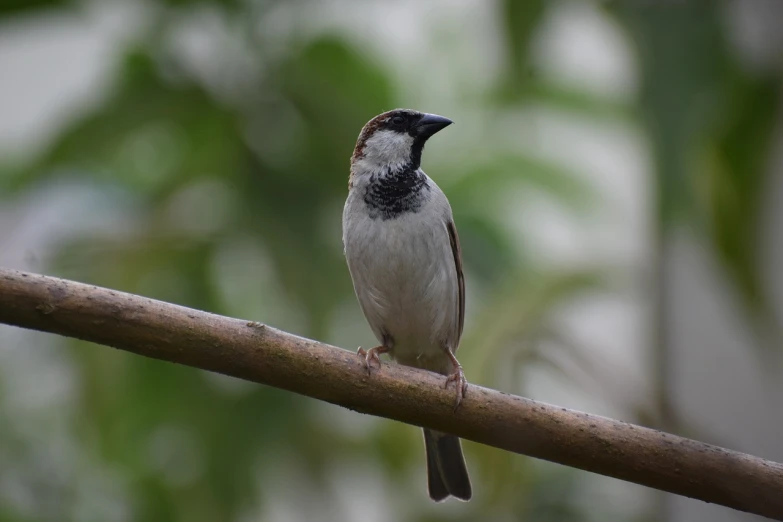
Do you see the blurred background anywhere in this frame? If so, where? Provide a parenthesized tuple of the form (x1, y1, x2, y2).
(1, 0, 782, 521)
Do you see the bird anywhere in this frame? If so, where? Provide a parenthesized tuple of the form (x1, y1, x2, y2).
(342, 108, 472, 502)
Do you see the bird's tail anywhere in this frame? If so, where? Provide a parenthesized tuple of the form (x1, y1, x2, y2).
(423, 429, 472, 502)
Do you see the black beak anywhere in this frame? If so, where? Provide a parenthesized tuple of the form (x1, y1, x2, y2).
(414, 113, 453, 138)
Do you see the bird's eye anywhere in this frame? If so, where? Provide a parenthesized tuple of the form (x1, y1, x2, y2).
(391, 115, 405, 125)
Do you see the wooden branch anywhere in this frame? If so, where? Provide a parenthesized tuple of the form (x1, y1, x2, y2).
(0, 267, 781, 520)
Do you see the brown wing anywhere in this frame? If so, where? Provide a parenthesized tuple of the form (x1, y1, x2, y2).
(446, 220, 465, 345)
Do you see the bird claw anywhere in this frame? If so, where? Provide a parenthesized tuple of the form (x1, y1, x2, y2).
(357, 346, 387, 376)
(445, 364, 468, 411)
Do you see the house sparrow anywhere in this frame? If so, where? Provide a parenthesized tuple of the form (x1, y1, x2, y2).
(342, 109, 472, 502)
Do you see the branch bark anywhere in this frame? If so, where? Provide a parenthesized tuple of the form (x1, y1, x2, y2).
(0, 267, 781, 520)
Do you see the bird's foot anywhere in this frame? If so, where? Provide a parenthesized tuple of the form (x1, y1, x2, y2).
(357, 345, 389, 376)
(444, 352, 468, 411)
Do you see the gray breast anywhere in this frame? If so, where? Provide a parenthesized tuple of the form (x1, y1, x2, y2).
(343, 181, 459, 368)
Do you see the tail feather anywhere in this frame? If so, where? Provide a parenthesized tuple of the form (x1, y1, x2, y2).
(425, 432, 450, 502)
(423, 429, 472, 502)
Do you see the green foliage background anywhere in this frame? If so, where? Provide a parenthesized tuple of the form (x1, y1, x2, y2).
(0, 1, 780, 521)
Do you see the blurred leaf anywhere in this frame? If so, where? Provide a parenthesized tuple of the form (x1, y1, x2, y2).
(528, 81, 633, 121)
(610, 2, 729, 225)
(699, 74, 781, 331)
(0, 0, 69, 16)
(448, 154, 598, 215)
(281, 36, 395, 134)
(238, 35, 398, 336)
(454, 213, 519, 285)
(613, 2, 781, 355)
(525, 466, 587, 522)
(499, 0, 547, 100)
(462, 269, 609, 386)
(446, 153, 596, 286)
(1, 50, 245, 200)
(159, 0, 241, 7)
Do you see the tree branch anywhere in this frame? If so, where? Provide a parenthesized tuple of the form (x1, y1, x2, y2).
(0, 267, 781, 520)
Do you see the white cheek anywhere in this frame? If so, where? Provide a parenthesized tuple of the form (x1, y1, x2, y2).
(363, 130, 414, 168)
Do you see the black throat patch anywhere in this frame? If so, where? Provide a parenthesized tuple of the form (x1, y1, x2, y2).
(363, 164, 431, 220)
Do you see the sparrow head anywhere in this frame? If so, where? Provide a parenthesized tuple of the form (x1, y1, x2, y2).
(351, 109, 453, 174)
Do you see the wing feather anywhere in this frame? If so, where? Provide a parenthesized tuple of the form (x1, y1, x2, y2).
(446, 220, 465, 346)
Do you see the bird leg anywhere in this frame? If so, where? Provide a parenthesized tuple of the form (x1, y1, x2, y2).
(444, 349, 468, 411)
(357, 345, 389, 375)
